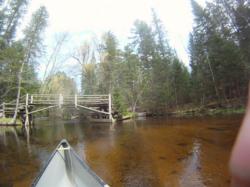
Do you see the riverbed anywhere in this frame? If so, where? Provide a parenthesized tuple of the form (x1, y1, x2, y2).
(0, 115, 243, 186)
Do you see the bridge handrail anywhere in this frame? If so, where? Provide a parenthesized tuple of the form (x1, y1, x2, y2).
(31, 94, 63, 95)
(0, 93, 112, 122)
(0, 95, 26, 107)
(78, 94, 109, 97)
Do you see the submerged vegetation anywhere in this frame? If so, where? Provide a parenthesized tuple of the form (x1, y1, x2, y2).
(0, 0, 249, 117)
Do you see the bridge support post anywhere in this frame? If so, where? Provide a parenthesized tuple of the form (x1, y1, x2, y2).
(2, 102, 5, 118)
(30, 95, 33, 104)
(75, 94, 77, 108)
(109, 94, 112, 120)
(59, 94, 63, 108)
(25, 93, 30, 126)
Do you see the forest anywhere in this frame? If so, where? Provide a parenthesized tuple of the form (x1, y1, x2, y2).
(0, 0, 249, 116)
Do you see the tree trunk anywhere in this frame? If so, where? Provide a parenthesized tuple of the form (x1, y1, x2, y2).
(206, 54, 220, 102)
(11, 62, 25, 124)
(173, 82, 178, 109)
(132, 97, 139, 114)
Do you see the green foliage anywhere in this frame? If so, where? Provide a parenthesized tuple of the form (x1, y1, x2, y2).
(0, 41, 24, 101)
(23, 6, 48, 63)
(131, 20, 156, 70)
(82, 62, 97, 95)
(97, 31, 120, 94)
(120, 46, 144, 112)
(80, 13, 191, 114)
(45, 72, 77, 95)
(112, 88, 127, 115)
(0, 0, 28, 44)
(0, 3, 48, 104)
(79, 1, 248, 115)
(0, 0, 248, 116)
(189, 0, 249, 105)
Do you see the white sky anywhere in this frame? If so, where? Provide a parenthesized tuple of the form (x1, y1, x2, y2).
(22, 0, 208, 79)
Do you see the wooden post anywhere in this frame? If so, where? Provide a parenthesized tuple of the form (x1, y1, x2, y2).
(75, 94, 77, 108)
(30, 95, 33, 104)
(59, 94, 63, 108)
(108, 94, 112, 120)
(26, 93, 29, 106)
(25, 93, 30, 126)
(2, 102, 5, 118)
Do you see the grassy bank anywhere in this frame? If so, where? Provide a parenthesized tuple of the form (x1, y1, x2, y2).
(169, 107, 245, 117)
(0, 118, 22, 126)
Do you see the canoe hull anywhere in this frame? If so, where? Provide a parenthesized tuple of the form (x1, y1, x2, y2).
(32, 140, 109, 187)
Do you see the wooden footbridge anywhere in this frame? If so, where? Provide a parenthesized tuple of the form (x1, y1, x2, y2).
(0, 94, 112, 126)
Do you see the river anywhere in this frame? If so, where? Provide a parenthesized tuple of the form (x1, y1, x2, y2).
(0, 115, 243, 187)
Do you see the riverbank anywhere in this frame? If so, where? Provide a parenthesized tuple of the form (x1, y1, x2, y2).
(168, 107, 245, 117)
(0, 118, 22, 126)
(117, 107, 245, 122)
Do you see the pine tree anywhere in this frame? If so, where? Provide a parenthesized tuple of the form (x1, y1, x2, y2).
(1, 0, 28, 45)
(190, 0, 247, 105)
(97, 31, 120, 94)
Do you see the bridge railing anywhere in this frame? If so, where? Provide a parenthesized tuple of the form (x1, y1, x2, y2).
(30, 94, 59, 105)
(0, 102, 25, 118)
(28, 94, 110, 106)
(1, 94, 112, 120)
(77, 95, 109, 105)
(63, 95, 75, 105)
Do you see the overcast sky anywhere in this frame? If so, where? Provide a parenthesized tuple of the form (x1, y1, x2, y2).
(22, 0, 208, 79)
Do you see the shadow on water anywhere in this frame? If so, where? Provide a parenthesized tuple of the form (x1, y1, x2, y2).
(0, 115, 243, 186)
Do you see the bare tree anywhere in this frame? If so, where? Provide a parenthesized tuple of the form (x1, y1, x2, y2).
(72, 41, 97, 94)
(40, 32, 69, 93)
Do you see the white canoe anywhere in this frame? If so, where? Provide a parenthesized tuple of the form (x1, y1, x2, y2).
(32, 140, 109, 187)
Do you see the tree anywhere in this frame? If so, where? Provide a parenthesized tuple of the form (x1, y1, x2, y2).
(40, 33, 69, 93)
(0, 41, 24, 102)
(0, 0, 29, 103)
(80, 52, 97, 95)
(97, 31, 120, 94)
(45, 72, 77, 95)
(169, 58, 190, 107)
(121, 46, 145, 113)
(0, 0, 28, 45)
(151, 8, 173, 59)
(12, 6, 48, 124)
(131, 20, 156, 71)
(72, 41, 98, 94)
(189, 0, 247, 105)
(234, 1, 250, 75)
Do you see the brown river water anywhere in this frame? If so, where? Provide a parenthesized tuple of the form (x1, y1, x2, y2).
(0, 115, 243, 187)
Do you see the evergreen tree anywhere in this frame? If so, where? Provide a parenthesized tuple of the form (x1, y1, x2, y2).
(131, 20, 156, 71)
(1, 0, 28, 45)
(190, 0, 247, 105)
(234, 1, 250, 74)
(97, 31, 120, 94)
(121, 45, 145, 112)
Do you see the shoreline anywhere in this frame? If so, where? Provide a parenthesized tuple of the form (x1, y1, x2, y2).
(0, 118, 22, 126)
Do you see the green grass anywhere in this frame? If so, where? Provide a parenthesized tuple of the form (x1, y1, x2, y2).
(207, 108, 245, 115)
(171, 107, 246, 117)
(0, 118, 22, 125)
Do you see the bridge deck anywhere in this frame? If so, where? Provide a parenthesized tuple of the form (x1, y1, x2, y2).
(0, 94, 113, 125)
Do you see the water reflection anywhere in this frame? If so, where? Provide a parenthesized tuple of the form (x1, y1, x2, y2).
(23, 125, 31, 154)
(0, 115, 242, 186)
(180, 139, 205, 186)
(0, 126, 22, 146)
